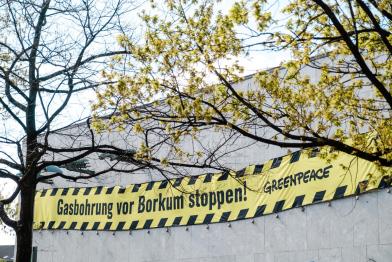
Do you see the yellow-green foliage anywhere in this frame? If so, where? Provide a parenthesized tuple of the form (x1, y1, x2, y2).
(94, 0, 392, 167)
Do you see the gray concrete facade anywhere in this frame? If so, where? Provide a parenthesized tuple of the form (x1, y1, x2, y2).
(33, 188, 392, 262)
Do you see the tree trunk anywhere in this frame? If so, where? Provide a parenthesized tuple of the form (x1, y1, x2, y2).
(15, 184, 36, 262)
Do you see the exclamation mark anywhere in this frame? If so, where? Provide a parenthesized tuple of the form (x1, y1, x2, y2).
(244, 181, 247, 201)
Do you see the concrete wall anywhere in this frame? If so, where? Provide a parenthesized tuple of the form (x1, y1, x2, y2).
(33, 188, 392, 262)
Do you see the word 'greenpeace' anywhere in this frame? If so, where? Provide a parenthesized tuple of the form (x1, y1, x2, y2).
(263, 165, 332, 194)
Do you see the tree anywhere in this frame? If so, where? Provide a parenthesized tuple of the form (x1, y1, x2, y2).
(0, 184, 16, 237)
(0, 0, 139, 260)
(94, 0, 392, 168)
(0, 1, 223, 261)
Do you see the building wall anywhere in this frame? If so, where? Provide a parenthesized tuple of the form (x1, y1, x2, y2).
(32, 58, 391, 262)
(33, 188, 392, 262)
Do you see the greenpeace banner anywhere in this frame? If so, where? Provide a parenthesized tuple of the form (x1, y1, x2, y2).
(34, 149, 391, 231)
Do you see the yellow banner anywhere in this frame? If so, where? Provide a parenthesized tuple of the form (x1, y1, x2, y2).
(34, 149, 391, 231)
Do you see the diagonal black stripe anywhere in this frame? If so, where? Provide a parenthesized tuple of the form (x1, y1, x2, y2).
(106, 187, 114, 194)
(203, 214, 214, 224)
(237, 209, 249, 220)
(292, 195, 305, 208)
(271, 157, 282, 169)
(146, 182, 155, 191)
(72, 188, 80, 196)
(92, 222, 100, 230)
(118, 187, 126, 194)
(355, 180, 369, 194)
(83, 187, 92, 196)
(129, 221, 139, 230)
(172, 217, 182, 226)
(253, 165, 263, 175)
(378, 176, 391, 189)
(355, 184, 361, 195)
(219, 212, 231, 222)
(203, 173, 213, 183)
(104, 222, 112, 230)
(236, 169, 245, 177)
(158, 218, 168, 228)
(173, 178, 183, 187)
(273, 200, 285, 213)
(80, 222, 89, 231)
(95, 186, 103, 195)
(143, 219, 153, 229)
(187, 215, 198, 225)
(48, 221, 55, 229)
(218, 171, 229, 181)
(132, 184, 141, 193)
(313, 190, 326, 202)
(188, 176, 198, 185)
(333, 185, 347, 199)
(41, 189, 47, 197)
(57, 221, 66, 230)
(309, 148, 320, 158)
(61, 188, 69, 196)
(290, 151, 301, 163)
(116, 222, 125, 231)
(50, 188, 58, 196)
(159, 180, 168, 189)
(69, 222, 77, 230)
(254, 205, 266, 217)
